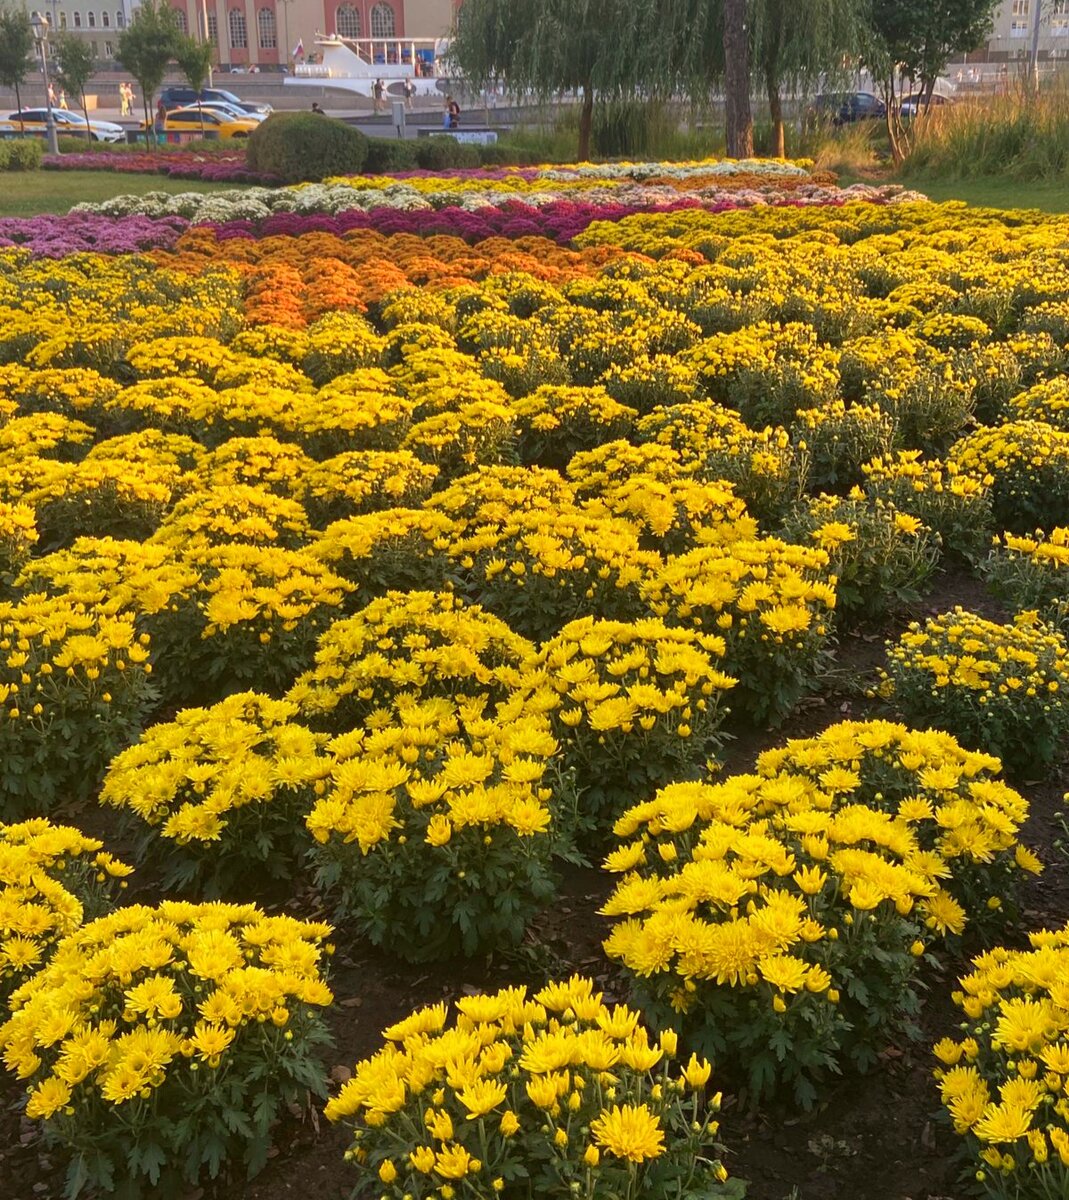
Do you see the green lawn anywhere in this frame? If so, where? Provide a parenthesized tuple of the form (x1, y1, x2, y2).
(902, 174, 1069, 213)
(0, 170, 235, 217)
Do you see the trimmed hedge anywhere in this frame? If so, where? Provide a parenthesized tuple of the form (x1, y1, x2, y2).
(0, 139, 43, 171)
(413, 137, 480, 170)
(364, 137, 420, 173)
(246, 112, 368, 182)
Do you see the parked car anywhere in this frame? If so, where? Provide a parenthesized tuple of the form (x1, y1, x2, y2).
(159, 86, 272, 117)
(146, 106, 260, 139)
(810, 92, 887, 126)
(6, 108, 126, 142)
(182, 100, 267, 123)
(901, 92, 954, 118)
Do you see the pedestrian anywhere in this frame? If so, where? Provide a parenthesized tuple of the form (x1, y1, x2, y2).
(47, 82, 56, 107)
(59, 90, 68, 111)
(373, 78, 385, 114)
(403, 77, 415, 111)
(311, 101, 324, 114)
(155, 98, 167, 134)
(447, 94, 460, 129)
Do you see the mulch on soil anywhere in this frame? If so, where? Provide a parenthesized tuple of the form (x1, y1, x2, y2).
(3, 565, 1067, 1200)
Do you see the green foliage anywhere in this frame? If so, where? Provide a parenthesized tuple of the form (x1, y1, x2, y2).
(0, 139, 43, 171)
(363, 136, 419, 173)
(173, 35, 213, 95)
(413, 136, 480, 171)
(0, 7, 34, 116)
(116, 0, 181, 139)
(246, 112, 369, 183)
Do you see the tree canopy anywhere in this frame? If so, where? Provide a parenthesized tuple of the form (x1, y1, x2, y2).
(0, 7, 35, 129)
(117, 0, 182, 144)
(52, 33, 95, 142)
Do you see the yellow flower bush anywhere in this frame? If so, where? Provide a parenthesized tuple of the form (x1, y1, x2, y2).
(511, 384, 637, 469)
(531, 616, 735, 838)
(326, 977, 736, 1200)
(781, 491, 940, 621)
(862, 451, 993, 559)
(877, 607, 1069, 775)
(0, 499, 37, 582)
(950, 419, 1069, 533)
(288, 590, 533, 732)
(603, 719, 1037, 1107)
(1007, 376, 1069, 432)
(0, 594, 154, 817)
(149, 484, 313, 550)
(403, 399, 517, 478)
(100, 693, 330, 891)
(0, 818, 131, 1000)
(312, 507, 455, 599)
(306, 693, 561, 960)
(0, 902, 333, 1196)
(299, 449, 439, 525)
(935, 925, 1069, 1197)
(983, 527, 1069, 633)
(792, 399, 894, 492)
(640, 537, 836, 725)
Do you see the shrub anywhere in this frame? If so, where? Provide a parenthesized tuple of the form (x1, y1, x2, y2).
(862, 452, 993, 561)
(413, 136, 480, 170)
(0, 139, 43, 171)
(603, 721, 1039, 1108)
(935, 925, 1069, 1197)
(982, 526, 1069, 632)
(0, 902, 333, 1198)
(876, 608, 1069, 776)
(327, 978, 739, 1200)
(288, 590, 533, 732)
(949, 420, 1069, 534)
(511, 384, 637, 470)
(0, 595, 155, 819)
(641, 537, 837, 726)
(307, 693, 562, 961)
(0, 819, 132, 1001)
(246, 112, 368, 183)
(0, 499, 37, 583)
(99, 693, 329, 893)
(793, 400, 895, 493)
(363, 137, 419, 173)
(533, 617, 736, 839)
(781, 491, 940, 622)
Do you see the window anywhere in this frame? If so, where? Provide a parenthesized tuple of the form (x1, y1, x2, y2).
(101, 11, 109, 25)
(257, 6, 276, 47)
(1010, 18, 1029, 35)
(229, 7, 247, 47)
(1054, 16, 1069, 35)
(104, 40, 113, 55)
(370, 2, 395, 37)
(58, 11, 67, 26)
(207, 11, 218, 42)
(87, 11, 95, 26)
(73, 11, 81, 26)
(1012, 0, 1030, 12)
(335, 4, 361, 37)
(116, 10, 125, 27)
(173, 7, 187, 33)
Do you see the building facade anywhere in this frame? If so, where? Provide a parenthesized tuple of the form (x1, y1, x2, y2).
(18, 0, 455, 68)
(958, 0, 1069, 61)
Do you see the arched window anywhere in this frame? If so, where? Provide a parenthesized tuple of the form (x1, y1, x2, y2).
(87, 10, 96, 26)
(72, 10, 81, 26)
(116, 9, 125, 27)
(370, 2, 395, 37)
(257, 6, 276, 47)
(173, 7, 187, 33)
(101, 10, 109, 26)
(58, 10, 67, 26)
(207, 11, 218, 43)
(229, 7, 247, 48)
(335, 4, 361, 37)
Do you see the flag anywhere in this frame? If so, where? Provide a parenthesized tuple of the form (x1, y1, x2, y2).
(292, 38, 304, 57)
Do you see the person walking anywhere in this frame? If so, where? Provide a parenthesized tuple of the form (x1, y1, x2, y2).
(373, 78, 385, 114)
(59, 90, 68, 111)
(403, 76, 415, 112)
(47, 82, 57, 107)
(446, 94, 460, 130)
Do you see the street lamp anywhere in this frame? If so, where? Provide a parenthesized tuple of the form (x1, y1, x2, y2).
(30, 12, 59, 156)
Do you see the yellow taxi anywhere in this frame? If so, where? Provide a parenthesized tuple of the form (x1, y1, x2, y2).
(147, 106, 259, 140)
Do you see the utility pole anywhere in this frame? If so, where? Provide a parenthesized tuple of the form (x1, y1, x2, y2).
(30, 11, 59, 155)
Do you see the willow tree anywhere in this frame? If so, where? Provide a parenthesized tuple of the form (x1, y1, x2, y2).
(450, 0, 664, 160)
(752, 0, 864, 157)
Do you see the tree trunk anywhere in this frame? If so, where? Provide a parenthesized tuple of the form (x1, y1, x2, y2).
(143, 93, 154, 151)
(14, 80, 23, 134)
(766, 66, 784, 158)
(82, 90, 92, 145)
(577, 81, 594, 161)
(723, 0, 753, 158)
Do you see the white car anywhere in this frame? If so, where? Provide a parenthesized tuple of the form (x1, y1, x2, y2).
(188, 100, 267, 123)
(8, 108, 126, 143)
